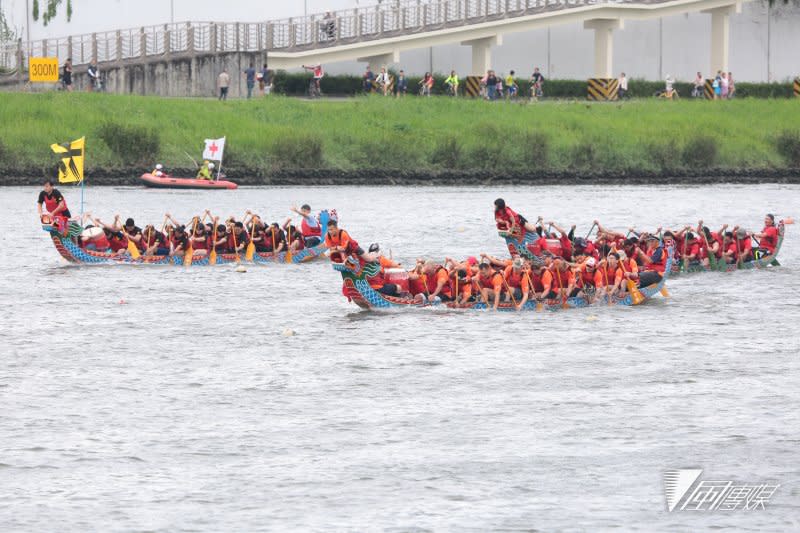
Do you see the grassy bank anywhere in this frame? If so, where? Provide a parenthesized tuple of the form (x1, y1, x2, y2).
(1, 93, 799, 176)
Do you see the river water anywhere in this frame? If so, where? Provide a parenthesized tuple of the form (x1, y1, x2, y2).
(2, 184, 799, 532)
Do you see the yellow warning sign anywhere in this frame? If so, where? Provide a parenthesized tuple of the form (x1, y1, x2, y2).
(29, 57, 60, 83)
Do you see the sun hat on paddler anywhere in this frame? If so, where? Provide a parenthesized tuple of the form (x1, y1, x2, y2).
(585, 257, 597, 268)
(737, 228, 747, 238)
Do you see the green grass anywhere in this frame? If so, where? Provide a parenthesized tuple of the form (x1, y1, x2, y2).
(1, 92, 799, 173)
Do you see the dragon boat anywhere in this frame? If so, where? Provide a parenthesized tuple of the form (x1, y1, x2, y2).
(332, 251, 673, 311)
(41, 215, 327, 266)
(499, 220, 785, 275)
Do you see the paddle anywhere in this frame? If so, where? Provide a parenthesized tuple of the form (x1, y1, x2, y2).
(681, 229, 690, 272)
(734, 228, 744, 269)
(209, 219, 218, 265)
(184, 217, 199, 267)
(245, 217, 257, 262)
(232, 224, 241, 264)
(285, 224, 294, 264)
(555, 266, 569, 309)
(698, 221, 718, 271)
(619, 256, 645, 305)
(501, 275, 518, 309)
(123, 229, 141, 260)
(521, 269, 543, 311)
(585, 222, 597, 240)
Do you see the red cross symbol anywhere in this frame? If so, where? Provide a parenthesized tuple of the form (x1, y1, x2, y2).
(208, 142, 219, 156)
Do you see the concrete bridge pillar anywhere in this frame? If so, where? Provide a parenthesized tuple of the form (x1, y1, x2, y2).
(461, 35, 502, 76)
(704, 3, 741, 74)
(583, 19, 623, 79)
(357, 50, 400, 70)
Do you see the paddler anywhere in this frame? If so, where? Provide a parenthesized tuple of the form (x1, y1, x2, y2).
(142, 224, 170, 256)
(594, 252, 624, 300)
(421, 260, 454, 302)
(503, 257, 531, 310)
(37, 180, 72, 221)
(290, 204, 322, 247)
(196, 160, 213, 180)
(122, 218, 144, 252)
(473, 261, 504, 310)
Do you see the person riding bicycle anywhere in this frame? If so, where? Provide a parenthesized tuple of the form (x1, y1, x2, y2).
(302, 64, 324, 95)
(419, 72, 434, 97)
(505, 70, 518, 99)
(444, 70, 459, 96)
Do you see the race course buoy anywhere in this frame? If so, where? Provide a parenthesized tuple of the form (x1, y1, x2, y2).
(282, 328, 296, 337)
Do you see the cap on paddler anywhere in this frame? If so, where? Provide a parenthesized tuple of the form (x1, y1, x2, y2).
(368, 243, 380, 253)
(645, 234, 659, 241)
(512, 257, 524, 269)
(585, 257, 597, 268)
(466, 256, 477, 266)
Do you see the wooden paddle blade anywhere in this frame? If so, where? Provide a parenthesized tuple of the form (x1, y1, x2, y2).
(285, 249, 293, 264)
(245, 242, 255, 262)
(127, 240, 141, 260)
(209, 249, 217, 265)
(183, 247, 193, 267)
(660, 287, 671, 298)
(536, 301, 544, 312)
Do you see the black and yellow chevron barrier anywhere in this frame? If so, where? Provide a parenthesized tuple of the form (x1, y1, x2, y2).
(587, 78, 618, 101)
(794, 78, 799, 98)
(465, 76, 481, 98)
(704, 79, 715, 99)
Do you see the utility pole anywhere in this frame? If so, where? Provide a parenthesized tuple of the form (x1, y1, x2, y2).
(171, 0, 174, 24)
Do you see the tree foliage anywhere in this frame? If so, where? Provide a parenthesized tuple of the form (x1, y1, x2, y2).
(32, 0, 73, 26)
(0, 9, 17, 42)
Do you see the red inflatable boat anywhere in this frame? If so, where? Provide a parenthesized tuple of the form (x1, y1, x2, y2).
(140, 173, 238, 190)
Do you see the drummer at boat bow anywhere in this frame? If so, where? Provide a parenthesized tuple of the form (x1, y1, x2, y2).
(290, 204, 322, 248)
(37, 181, 71, 219)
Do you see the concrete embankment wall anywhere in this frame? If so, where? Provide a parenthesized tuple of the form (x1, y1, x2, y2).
(1, 52, 266, 97)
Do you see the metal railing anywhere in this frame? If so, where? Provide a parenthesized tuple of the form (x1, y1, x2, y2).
(1, 0, 668, 72)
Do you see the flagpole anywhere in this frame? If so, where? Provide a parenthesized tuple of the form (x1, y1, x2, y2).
(80, 178, 84, 219)
(217, 136, 225, 181)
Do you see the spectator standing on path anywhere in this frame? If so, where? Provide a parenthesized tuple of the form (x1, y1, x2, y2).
(692, 71, 704, 98)
(396, 70, 408, 97)
(258, 63, 269, 96)
(486, 70, 498, 100)
(617, 72, 628, 99)
(87, 61, 99, 92)
(530, 67, 544, 100)
(62, 58, 73, 92)
(243, 63, 256, 99)
(728, 72, 736, 99)
(712, 71, 722, 99)
(218, 69, 230, 100)
(322, 11, 336, 40)
(720, 72, 729, 99)
(363, 65, 375, 93)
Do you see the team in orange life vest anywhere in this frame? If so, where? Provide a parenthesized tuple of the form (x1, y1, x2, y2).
(503, 257, 531, 310)
(473, 261, 505, 310)
(594, 252, 625, 300)
(290, 204, 323, 248)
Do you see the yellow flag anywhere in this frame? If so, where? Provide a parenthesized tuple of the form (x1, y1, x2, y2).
(50, 137, 85, 183)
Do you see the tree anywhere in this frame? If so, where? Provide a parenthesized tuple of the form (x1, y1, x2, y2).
(32, 0, 73, 26)
(0, 9, 16, 42)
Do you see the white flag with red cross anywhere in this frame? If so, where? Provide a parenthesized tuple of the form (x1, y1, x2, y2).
(202, 137, 225, 161)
